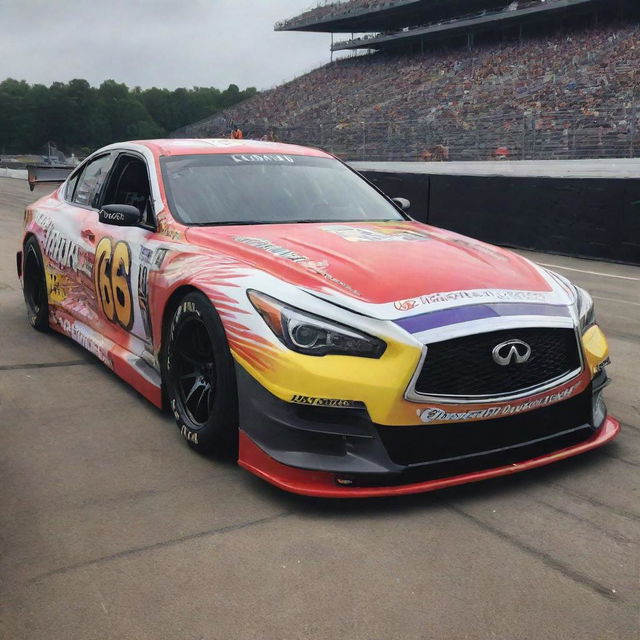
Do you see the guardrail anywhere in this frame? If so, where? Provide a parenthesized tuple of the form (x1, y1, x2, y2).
(202, 107, 639, 162)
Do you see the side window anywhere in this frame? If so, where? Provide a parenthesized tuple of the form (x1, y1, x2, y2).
(73, 154, 112, 208)
(103, 155, 154, 227)
(65, 171, 80, 201)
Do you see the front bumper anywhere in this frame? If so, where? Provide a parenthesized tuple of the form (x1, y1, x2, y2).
(236, 366, 619, 497)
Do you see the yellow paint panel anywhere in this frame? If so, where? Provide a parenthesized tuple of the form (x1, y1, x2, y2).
(582, 325, 609, 375)
(234, 335, 424, 425)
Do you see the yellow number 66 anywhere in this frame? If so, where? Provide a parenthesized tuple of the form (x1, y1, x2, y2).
(93, 237, 133, 330)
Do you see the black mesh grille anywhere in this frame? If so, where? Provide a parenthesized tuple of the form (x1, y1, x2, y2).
(376, 387, 593, 467)
(415, 328, 581, 397)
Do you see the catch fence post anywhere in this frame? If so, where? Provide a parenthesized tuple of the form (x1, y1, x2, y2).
(630, 101, 637, 158)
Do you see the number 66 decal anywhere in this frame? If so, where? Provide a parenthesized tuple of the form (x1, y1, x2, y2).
(93, 237, 134, 330)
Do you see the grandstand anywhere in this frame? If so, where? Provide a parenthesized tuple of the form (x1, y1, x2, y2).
(175, 0, 639, 162)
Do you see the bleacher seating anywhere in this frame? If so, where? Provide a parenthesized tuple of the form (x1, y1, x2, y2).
(177, 22, 640, 161)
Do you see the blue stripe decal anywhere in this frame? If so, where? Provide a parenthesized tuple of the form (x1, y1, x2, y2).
(394, 303, 571, 334)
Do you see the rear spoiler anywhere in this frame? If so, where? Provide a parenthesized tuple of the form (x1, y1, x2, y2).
(27, 164, 75, 191)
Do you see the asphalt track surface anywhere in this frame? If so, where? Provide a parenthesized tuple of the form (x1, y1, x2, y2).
(1, 176, 638, 640)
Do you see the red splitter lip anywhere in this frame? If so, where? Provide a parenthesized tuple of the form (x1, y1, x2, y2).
(237, 417, 621, 498)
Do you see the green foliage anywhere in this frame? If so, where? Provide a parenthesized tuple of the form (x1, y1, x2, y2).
(0, 78, 257, 155)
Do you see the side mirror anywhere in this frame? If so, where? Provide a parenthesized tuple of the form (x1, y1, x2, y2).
(391, 197, 411, 211)
(99, 204, 141, 226)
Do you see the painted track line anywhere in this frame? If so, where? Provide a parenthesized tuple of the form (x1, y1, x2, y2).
(593, 295, 640, 307)
(538, 262, 640, 281)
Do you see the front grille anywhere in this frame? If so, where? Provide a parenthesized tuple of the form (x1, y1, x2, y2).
(376, 387, 592, 467)
(414, 327, 581, 398)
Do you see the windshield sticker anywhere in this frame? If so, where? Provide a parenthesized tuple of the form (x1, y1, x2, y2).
(416, 383, 581, 424)
(322, 225, 429, 243)
(231, 154, 295, 164)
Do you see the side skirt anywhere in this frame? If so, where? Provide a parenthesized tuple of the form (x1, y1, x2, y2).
(49, 312, 163, 408)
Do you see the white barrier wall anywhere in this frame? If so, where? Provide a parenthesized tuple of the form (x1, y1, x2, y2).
(0, 168, 28, 179)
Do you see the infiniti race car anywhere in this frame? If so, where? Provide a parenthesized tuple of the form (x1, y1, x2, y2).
(17, 139, 619, 497)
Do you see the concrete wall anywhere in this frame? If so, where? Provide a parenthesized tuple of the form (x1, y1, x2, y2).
(356, 164, 640, 265)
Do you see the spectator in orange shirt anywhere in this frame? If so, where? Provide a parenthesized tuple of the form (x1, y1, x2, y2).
(230, 124, 243, 139)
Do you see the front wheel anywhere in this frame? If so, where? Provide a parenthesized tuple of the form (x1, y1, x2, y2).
(163, 291, 239, 455)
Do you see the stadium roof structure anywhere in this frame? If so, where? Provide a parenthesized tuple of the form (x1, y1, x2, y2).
(275, 0, 509, 33)
(276, 0, 632, 42)
(332, 0, 609, 51)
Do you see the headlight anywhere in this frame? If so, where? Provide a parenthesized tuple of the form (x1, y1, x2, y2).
(574, 286, 596, 333)
(247, 290, 386, 358)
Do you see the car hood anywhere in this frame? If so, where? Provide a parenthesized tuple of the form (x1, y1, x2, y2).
(185, 220, 567, 313)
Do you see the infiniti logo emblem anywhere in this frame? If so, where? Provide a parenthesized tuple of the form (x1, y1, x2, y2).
(492, 339, 532, 366)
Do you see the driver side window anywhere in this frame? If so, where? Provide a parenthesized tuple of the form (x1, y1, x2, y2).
(72, 154, 112, 208)
(102, 154, 154, 228)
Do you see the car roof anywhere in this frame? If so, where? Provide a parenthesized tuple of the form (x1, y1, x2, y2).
(125, 138, 333, 159)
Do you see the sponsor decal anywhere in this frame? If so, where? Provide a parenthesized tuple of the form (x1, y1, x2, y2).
(322, 225, 429, 243)
(46, 272, 69, 303)
(291, 395, 362, 408)
(235, 236, 360, 295)
(137, 263, 153, 340)
(34, 212, 53, 232)
(153, 248, 168, 268)
(157, 218, 182, 241)
(139, 246, 153, 264)
(394, 299, 420, 312)
(231, 154, 294, 163)
(394, 288, 547, 313)
(434, 232, 509, 261)
(235, 236, 308, 262)
(416, 383, 581, 423)
(101, 210, 125, 222)
(54, 314, 113, 368)
(44, 229, 81, 272)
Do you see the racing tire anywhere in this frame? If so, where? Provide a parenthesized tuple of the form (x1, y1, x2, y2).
(22, 236, 50, 332)
(163, 291, 239, 456)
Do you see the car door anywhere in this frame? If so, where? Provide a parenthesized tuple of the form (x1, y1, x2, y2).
(42, 152, 115, 330)
(87, 151, 159, 363)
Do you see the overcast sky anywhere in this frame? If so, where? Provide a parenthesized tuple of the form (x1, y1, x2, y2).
(0, 0, 334, 91)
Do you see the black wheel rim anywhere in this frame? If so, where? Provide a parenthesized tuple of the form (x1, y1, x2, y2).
(172, 316, 216, 427)
(24, 251, 46, 316)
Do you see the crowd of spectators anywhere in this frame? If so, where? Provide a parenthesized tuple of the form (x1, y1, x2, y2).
(179, 22, 640, 161)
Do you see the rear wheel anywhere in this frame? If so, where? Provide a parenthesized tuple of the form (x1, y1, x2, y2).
(22, 236, 49, 331)
(163, 291, 238, 455)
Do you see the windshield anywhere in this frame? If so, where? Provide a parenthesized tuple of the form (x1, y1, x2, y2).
(160, 153, 405, 225)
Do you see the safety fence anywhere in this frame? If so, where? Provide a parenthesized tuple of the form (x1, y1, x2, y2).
(175, 106, 640, 162)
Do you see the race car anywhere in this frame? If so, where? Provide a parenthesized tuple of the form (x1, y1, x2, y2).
(17, 138, 619, 497)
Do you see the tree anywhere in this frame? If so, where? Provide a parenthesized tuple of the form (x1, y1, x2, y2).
(0, 78, 257, 154)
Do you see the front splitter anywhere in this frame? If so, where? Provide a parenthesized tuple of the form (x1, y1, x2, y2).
(237, 416, 620, 498)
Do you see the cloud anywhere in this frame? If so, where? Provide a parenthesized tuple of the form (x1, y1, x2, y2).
(0, 0, 331, 90)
